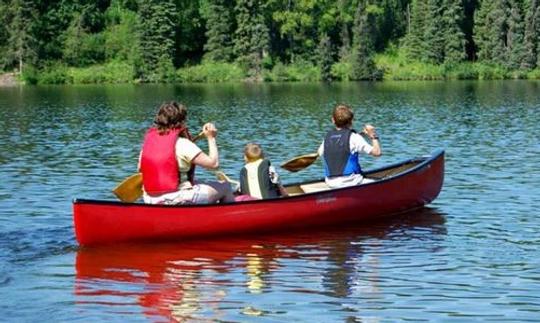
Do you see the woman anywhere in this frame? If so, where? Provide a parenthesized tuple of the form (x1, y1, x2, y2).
(139, 101, 234, 204)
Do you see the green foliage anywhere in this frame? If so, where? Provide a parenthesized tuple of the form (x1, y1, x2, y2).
(527, 68, 540, 79)
(271, 0, 317, 62)
(330, 61, 352, 81)
(443, 63, 479, 80)
(318, 33, 334, 82)
(20, 64, 38, 84)
(67, 61, 135, 84)
(203, 0, 234, 62)
(402, 0, 429, 61)
(37, 63, 70, 84)
(442, 0, 467, 64)
(474, 63, 510, 79)
(103, 3, 138, 62)
(137, 0, 176, 82)
(263, 61, 320, 82)
(176, 62, 245, 82)
(4, 0, 38, 73)
(63, 13, 106, 67)
(522, 0, 540, 70)
(351, 0, 381, 80)
(234, 0, 270, 80)
(474, 0, 526, 69)
(2, 0, 539, 84)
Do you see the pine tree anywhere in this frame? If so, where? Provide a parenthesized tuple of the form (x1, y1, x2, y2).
(137, 0, 176, 82)
(338, 0, 353, 60)
(351, 0, 380, 80)
(403, 0, 429, 61)
(318, 33, 334, 82)
(522, 0, 540, 69)
(442, 0, 467, 64)
(474, 0, 507, 64)
(0, 1, 10, 69)
(506, 0, 525, 69)
(234, 0, 270, 80)
(6, 0, 37, 74)
(423, 0, 445, 64)
(203, 0, 234, 62)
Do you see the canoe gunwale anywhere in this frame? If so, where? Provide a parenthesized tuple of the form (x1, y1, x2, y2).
(73, 149, 444, 208)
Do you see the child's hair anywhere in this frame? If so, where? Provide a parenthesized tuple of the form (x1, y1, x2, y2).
(332, 104, 354, 128)
(244, 143, 264, 162)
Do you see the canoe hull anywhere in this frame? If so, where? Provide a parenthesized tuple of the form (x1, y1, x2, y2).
(73, 150, 444, 246)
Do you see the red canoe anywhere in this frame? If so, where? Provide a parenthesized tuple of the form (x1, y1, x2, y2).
(73, 149, 444, 246)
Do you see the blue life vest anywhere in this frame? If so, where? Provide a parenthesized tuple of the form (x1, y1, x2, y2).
(323, 128, 362, 177)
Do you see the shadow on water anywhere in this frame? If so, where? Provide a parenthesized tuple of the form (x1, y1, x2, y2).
(74, 207, 446, 321)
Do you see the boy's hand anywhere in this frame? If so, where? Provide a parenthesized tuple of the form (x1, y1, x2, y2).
(363, 124, 378, 139)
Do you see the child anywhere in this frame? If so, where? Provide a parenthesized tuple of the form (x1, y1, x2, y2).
(239, 143, 288, 199)
(318, 104, 381, 188)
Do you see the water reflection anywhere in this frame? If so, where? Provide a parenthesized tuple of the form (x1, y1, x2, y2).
(75, 208, 445, 322)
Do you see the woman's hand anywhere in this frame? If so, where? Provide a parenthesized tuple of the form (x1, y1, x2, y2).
(203, 122, 217, 139)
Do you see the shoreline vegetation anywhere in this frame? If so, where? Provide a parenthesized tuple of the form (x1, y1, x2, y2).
(3, 55, 540, 86)
(2, 1, 540, 86)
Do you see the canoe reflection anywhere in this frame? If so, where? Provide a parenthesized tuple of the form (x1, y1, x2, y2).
(75, 207, 445, 321)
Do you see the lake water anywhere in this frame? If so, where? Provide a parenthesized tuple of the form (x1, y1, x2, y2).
(1, 82, 539, 321)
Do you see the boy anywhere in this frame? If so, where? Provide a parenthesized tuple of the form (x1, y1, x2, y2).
(239, 143, 288, 199)
(318, 104, 382, 188)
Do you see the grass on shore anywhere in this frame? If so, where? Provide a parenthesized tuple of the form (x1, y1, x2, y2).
(19, 57, 540, 85)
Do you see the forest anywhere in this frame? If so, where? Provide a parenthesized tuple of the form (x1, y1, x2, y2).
(1, 0, 539, 84)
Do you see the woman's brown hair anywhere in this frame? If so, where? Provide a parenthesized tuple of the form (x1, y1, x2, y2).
(154, 101, 187, 135)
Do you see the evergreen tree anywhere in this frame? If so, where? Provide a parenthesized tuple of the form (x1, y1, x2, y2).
(318, 32, 334, 81)
(423, 0, 445, 64)
(0, 1, 9, 69)
(351, 0, 380, 80)
(203, 0, 234, 62)
(137, 0, 176, 82)
(442, 0, 467, 64)
(5, 0, 37, 74)
(234, 0, 270, 80)
(506, 0, 525, 69)
(475, 0, 526, 69)
(337, 0, 354, 60)
(403, 0, 429, 61)
(271, 0, 318, 63)
(474, 0, 507, 64)
(522, 0, 540, 69)
(103, 0, 139, 62)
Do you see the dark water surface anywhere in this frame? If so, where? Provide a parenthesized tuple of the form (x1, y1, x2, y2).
(1, 82, 539, 321)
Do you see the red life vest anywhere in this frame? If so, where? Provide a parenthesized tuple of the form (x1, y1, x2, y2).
(140, 127, 195, 196)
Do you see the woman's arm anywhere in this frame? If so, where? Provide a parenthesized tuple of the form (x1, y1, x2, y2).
(191, 123, 220, 170)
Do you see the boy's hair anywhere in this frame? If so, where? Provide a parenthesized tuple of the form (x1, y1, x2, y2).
(244, 143, 264, 162)
(332, 104, 354, 128)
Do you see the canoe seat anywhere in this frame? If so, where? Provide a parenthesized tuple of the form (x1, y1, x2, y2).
(300, 182, 331, 193)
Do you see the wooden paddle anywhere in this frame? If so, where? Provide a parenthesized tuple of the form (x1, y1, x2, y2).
(112, 131, 204, 202)
(280, 152, 319, 172)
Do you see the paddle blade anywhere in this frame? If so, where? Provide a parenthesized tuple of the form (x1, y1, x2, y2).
(280, 153, 319, 172)
(112, 173, 143, 203)
(214, 170, 240, 187)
